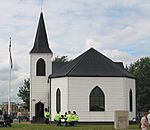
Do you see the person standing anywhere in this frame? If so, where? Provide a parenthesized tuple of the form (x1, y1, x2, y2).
(44, 108, 50, 124)
(17, 110, 22, 123)
(141, 112, 148, 130)
(147, 110, 150, 125)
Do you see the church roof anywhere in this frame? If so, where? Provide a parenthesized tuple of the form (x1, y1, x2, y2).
(52, 62, 68, 74)
(30, 12, 52, 53)
(50, 48, 135, 78)
(115, 62, 124, 69)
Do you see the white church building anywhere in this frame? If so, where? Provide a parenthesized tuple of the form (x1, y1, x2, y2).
(30, 12, 136, 122)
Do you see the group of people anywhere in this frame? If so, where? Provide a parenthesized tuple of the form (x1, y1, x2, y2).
(44, 108, 79, 126)
(140, 111, 150, 130)
(54, 111, 79, 126)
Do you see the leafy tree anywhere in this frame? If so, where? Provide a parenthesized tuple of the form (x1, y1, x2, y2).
(53, 56, 71, 63)
(17, 78, 30, 110)
(126, 57, 150, 112)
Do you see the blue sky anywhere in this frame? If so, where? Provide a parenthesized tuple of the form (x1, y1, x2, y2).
(0, 0, 150, 103)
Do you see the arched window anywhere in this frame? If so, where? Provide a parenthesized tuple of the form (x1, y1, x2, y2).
(36, 58, 46, 76)
(90, 86, 105, 111)
(56, 88, 61, 113)
(129, 89, 133, 112)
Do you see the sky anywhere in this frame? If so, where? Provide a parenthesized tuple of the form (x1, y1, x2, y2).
(0, 0, 150, 103)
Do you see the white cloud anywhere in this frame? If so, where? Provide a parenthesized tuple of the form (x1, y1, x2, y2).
(103, 49, 136, 65)
(85, 38, 137, 65)
(0, 0, 150, 103)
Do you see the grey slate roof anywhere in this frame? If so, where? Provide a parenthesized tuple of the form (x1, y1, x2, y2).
(30, 12, 52, 53)
(50, 48, 135, 78)
(52, 62, 68, 74)
(115, 62, 124, 69)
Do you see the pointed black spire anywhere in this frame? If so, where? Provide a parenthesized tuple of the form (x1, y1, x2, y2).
(30, 12, 52, 53)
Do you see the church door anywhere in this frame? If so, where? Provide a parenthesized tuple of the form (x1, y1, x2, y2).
(35, 102, 44, 117)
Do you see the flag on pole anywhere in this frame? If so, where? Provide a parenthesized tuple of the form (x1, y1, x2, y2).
(9, 37, 13, 69)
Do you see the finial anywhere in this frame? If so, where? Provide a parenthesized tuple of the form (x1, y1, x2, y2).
(41, 0, 43, 12)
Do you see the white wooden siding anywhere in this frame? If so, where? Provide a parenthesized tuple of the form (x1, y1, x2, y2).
(67, 77, 135, 122)
(30, 53, 52, 120)
(51, 77, 68, 121)
(124, 78, 136, 120)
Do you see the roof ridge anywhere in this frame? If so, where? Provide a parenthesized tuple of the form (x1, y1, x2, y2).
(51, 48, 93, 76)
(93, 49, 127, 76)
(66, 49, 90, 75)
(106, 59, 134, 78)
(50, 48, 135, 78)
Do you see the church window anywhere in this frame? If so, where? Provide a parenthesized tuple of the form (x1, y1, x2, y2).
(129, 89, 133, 112)
(36, 58, 46, 76)
(56, 88, 61, 113)
(90, 86, 105, 111)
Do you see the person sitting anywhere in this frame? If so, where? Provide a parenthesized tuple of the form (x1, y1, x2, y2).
(63, 112, 67, 126)
(66, 111, 73, 126)
(54, 111, 62, 126)
(72, 111, 79, 126)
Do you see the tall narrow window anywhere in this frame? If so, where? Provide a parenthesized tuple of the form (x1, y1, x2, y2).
(90, 86, 105, 111)
(129, 89, 133, 112)
(56, 88, 61, 112)
(36, 58, 46, 76)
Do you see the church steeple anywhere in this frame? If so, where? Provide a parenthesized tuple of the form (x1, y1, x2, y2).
(30, 12, 52, 53)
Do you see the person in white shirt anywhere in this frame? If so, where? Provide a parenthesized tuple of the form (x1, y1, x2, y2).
(17, 110, 22, 123)
(141, 112, 148, 130)
(147, 110, 150, 124)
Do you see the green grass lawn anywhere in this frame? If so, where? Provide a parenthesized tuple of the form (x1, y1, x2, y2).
(0, 122, 141, 130)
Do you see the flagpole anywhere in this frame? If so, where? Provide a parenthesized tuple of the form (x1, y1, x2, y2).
(8, 59, 11, 115)
(8, 37, 12, 115)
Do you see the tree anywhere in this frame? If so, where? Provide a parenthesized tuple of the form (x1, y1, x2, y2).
(126, 57, 150, 112)
(17, 78, 30, 110)
(53, 56, 71, 63)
